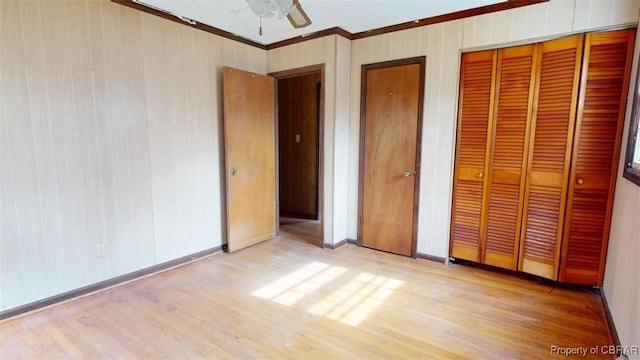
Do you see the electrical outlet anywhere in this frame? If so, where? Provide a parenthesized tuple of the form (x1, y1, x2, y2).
(96, 244, 106, 258)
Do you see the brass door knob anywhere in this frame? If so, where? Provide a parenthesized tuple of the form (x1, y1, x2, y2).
(577, 178, 584, 185)
(404, 170, 413, 177)
(230, 168, 238, 176)
(478, 172, 484, 178)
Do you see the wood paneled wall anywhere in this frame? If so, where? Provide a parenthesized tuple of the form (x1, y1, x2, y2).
(462, 0, 640, 49)
(333, 36, 352, 242)
(345, 0, 639, 349)
(347, 0, 640, 259)
(278, 73, 321, 218)
(349, 21, 466, 258)
(268, 35, 351, 245)
(604, 19, 640, 353)
(0, 0, 266, 311)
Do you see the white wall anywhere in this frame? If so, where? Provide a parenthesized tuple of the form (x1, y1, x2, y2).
(268, 34, 351, 245)
(347, 0, 640, 258)
(604, 16, 640, 358)
(0, 0, 266, 311)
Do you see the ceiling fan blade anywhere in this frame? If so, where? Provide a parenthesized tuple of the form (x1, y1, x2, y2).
(287, 0, 311, 28)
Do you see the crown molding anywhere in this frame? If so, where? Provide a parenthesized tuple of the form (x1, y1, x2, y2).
(111, 0, 267, 50)
(350, 0, 548, 40)
(112, 0, 549, 51)
(266, 27, 352, 50)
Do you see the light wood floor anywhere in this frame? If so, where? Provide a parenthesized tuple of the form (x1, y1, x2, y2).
(0, 220, 613, 359)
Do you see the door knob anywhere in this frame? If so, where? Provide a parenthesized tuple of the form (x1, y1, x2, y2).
(477, 172, 484, 178)
(230, 168, 238, 176)
(404, 170, 414, 177)
(577, 178, 584, 185)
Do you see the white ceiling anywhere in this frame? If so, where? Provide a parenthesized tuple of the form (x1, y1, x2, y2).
(140, 0, 506, 45)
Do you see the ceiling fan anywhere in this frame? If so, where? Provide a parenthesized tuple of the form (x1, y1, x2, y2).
(246, 0, 312, 35)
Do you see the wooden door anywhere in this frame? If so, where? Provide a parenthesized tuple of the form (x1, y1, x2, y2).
(560, 29, 635, 285)
(518, 35, 584, 280)
(359, 58, 424, 257)
(222, 67, 276, 252)
(450, 50, 497, 262)
(483, 44, 536, 270)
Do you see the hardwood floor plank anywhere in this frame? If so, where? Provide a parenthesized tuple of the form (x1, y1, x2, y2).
(0, 219, 613, 359)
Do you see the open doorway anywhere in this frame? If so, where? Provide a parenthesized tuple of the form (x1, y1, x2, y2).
(271, 65, 324, 247)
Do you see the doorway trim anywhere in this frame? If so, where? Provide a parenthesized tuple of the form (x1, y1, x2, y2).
(357, 56, 426, 258)
(269, 64, 325, 248)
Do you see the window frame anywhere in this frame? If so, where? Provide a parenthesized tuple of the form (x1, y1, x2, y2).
(623, 56, 640, 186)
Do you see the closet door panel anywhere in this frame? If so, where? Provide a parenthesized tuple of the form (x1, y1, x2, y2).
(519, 35, 583, 280)
(561, 29, 635, 285)
(450, 50, 496, 262)
(484, 45, 536, 270)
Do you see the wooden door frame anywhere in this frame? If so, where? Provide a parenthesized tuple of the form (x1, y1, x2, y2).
(269, 64, 325, 247)
(357, 56, 426, 258)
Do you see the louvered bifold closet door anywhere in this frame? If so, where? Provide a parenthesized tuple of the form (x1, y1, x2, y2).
(560, 29, 635, 286)
(519, 35, 584, 280)
(450, 50, 497, 262)
(483, 45, 536, 270)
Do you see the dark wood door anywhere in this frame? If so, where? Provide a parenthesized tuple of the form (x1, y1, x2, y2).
(359, 58, 424, 257)
(518, 35, 583, 280)
(450, 50, 497, 262)
(222, 67, 276, 252)
(560, 29, 635, 285)
(483, 44, 536, 270)
(278, 73, 320, 219)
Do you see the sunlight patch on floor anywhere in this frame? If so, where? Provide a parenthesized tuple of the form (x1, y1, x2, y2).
(251, 262, 346, 306)
(251, 262, 403, 327)
(309, 273, 403, 326)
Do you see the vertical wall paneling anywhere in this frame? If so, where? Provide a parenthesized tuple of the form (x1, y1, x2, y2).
(66, 1, 109, 283)
(604, 18, 640, 354)
(462, 0, 639, 50)
(462, 1, 574, 50)
(267, 35, 348, 245)
(349, 22, 465, 257)
(0, 3, 5, 307)
(106, 3, 156, 274)
(0, 0, 266, 311)
(333, 36, 351, 243)
(1, 1, 45, 305)
(143, 14, 196, 262)
(573, 0, 640, 33)
(419, 22, 466, 256)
